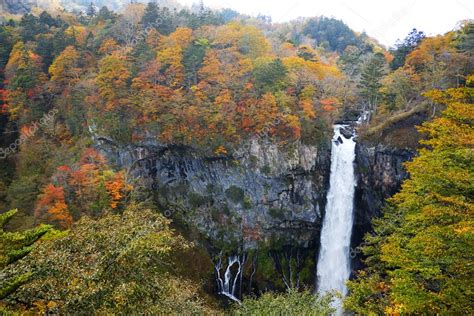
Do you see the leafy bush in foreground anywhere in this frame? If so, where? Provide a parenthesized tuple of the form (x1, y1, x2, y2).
(235, 290, 335, 315)
(1, 204, 218, 314)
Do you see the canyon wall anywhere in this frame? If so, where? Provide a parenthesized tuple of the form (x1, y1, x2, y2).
(97, 133, 415, 296)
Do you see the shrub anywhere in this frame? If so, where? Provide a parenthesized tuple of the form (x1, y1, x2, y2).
(234, 289, 335, 315)
(1, 205, 218, 314)
(226, 186, 245, 203)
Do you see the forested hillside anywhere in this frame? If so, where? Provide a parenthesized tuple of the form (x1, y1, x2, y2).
(0, 1, 472, 314)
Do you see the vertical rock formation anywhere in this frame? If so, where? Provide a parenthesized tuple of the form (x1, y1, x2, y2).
(351, 144, 415, 271)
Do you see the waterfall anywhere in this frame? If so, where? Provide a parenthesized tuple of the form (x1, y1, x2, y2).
(215, 252, 246, 304)
(317, 125, 356, 315)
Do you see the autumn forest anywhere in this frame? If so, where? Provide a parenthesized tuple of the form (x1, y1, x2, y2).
(0, 0, 473, 314)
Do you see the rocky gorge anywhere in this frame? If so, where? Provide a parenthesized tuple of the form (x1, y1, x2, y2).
(96, 123, 415, 299)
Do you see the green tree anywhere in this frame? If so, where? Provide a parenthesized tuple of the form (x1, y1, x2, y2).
(183, 38, 209, 86)
(0, 209, 51, 299)
(141, 1, 160, 28)
(157, 7, 174, 35)
(253, 58, 288, 93)
(380, 66, 421, 111)
(358, 52, 386, 115)
(52, 27, 76, 57)
(235, 290, 335, 315)
(303, 17, 360, 52)
(345, 81, 474, 315)
(1, 205, 217, 314)
(38, 11, 59, 28)
(0, 26, 13, 68)
(455, 21, 474, 78)
(97, 6, 115, 21)
(19, 14, 40, 42)
(35, 34, 55, 71)
(389, 28, 425, 70)
(456, 21, 474, 57)
(86, 2, 96, 19)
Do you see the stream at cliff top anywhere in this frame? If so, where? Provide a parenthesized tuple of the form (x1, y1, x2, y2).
(317, 125, 356, 315)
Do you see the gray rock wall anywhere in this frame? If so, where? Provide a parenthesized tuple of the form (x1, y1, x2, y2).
(351, 143, 415, 271)
(97, 135, 415, 294)
(99, 138, 332, 250)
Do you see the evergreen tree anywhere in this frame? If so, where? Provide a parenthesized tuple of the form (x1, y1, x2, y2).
(19, 14, 40, 42)
(220, 8, 239, 23)
(35, 34, 55, 71)
(52, 27, 77, 57)
(86, 2, 96, 19)
(141, 2, 160, 28)
(97, 6, 115, 21)
(182, 38, 209, 86)
(197, 0, 213, 25)
(456, 21, 474, 57)
(38, 11, 59, 28)
(157, 7, 174, 35)
(0, 26, 13, 69)
(389, 28, 425, 70)
(303, 17, 360, 52)
(358, 52, 386, 113)
(0, 209, 51, 299)
(253, 58, 288, 93)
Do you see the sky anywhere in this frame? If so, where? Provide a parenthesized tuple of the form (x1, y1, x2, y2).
(177, 0, 474, 47)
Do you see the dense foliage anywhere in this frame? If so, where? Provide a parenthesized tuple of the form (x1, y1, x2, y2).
(303, 17, 362, 52)
(361, 21, 473, 148)
(0, 209, 50, 299)
(345, 81, 474, 314)
(0, 3, 355, 230)
(389, 28, 425, 70)
(0, 2, 472, 314)
(1, 204, 218, 314)
(235, 290, 335, 315)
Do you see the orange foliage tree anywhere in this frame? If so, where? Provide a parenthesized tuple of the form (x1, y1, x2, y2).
(89, 22, 345, 153)
(35, 184, 72, 229)
(35, 148, 130, 227)
(4, 41, 46, 121)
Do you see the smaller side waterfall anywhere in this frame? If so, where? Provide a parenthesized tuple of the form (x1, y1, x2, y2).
(317, 125, 356, 315)
(215, 253, 246, 304)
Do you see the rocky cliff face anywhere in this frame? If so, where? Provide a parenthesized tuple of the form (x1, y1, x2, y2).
(351, 143, 415, 270)
(0, 0, 64, 16)
(98, 138, 334, 295)
(99, 138, 332, 250)
(0, 0, 32, 14)
(97, 133, 415, 295)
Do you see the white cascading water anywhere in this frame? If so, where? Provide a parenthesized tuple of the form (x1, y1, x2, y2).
(317, 125, 356, 315)
(215, 253, 246, 304)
